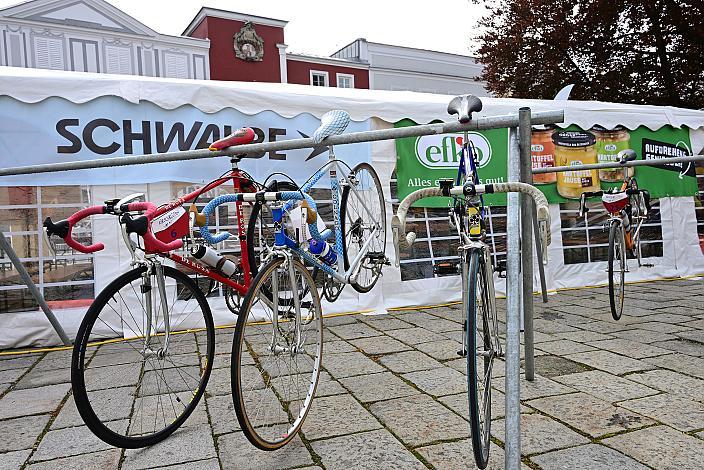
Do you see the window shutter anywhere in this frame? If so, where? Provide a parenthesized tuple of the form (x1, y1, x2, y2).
(34, 37, 64, 70)
(164, 53, 188, 79)
(105, 45, 132, 75)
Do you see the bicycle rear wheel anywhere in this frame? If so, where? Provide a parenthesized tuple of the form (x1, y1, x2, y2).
(232, 256, 322, 450)
(608, 220, 626, 320)
(340, 162, 387, 293)
(466, 250, 497, 469)
(72, 265, 214, 448)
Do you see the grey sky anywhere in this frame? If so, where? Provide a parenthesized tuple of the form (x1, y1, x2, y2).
(0, 0, 487, 56)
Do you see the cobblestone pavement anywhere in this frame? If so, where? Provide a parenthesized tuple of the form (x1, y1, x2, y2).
(1, 277, 703, 469)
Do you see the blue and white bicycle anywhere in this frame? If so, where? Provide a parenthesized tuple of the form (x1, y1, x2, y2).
(199, 110, 387, 450)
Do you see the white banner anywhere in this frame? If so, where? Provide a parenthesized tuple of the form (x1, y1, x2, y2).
(0, 96, 371, 186)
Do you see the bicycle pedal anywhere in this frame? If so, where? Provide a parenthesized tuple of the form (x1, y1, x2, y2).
(434, 261, 459, 276)
(366, 251, 386, 262)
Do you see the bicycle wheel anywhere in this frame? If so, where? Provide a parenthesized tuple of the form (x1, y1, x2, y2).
(72, 265, 214, 449)
(232, 256, 322, 450)
(608, 220, 626, 320)
(340, 162, 386, 293)
(246, 181, 299, 278)
(467, 250, 497, 469)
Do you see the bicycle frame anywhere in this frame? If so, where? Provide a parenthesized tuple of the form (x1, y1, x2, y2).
(272, 148, 381, 285)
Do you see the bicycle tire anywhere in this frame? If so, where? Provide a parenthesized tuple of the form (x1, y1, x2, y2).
(340, 162, 387, 293)
(608, 220, 626, 320)
(467, 250, 495, 469)
(232, 256, 322, 450)
(72, 265, 215, 449)
(246, 181, 299, 278)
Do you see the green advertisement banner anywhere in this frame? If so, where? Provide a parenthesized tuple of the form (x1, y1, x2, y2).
(395, 119, 697, 207)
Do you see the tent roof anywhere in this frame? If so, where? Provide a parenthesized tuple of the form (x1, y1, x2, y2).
(1, 67, 702, 131)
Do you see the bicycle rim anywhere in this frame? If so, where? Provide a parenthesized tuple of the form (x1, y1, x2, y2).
(608, 222, 626, 320)
(340, 162, 387, 293)
(71, 265, 214, 448)
(232, 257, 322, 450)
(467, 251, 494, 469)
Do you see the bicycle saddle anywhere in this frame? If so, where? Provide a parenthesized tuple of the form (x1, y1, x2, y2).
(618, 149, 638, 163)
(209, 127, 256, 151)
(447, 95, 483, 123)
(312, 110, 351, 144)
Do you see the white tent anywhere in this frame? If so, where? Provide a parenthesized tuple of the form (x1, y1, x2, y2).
(1, 67, 703, 348)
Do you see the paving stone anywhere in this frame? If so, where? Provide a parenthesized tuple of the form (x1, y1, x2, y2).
(218, 431, 313, 469)
(565, 350, 655, 375)
(619, 393, 704, 431)
(123, 424, 215, 469)
(576, 320, 637, 334)
(642, 313, 696, 324)
(14, 366, 71, 390)
(492, 413, 589, 455)
(32, 421, 127, 462)
(383, 327, 446, 345)
(419, 439, 530, 470)
(205, 367, 231, 396)
(530, 354, 591, 378)
(675, 328, 704, 344)
(0, 355, 40, 372)
(602, 425, 704, 469)
(327, 323, 381, 340)
(420, 317, 463, 334)
(493, 374, 574, 400)
(403, 367, 466, 397)
(627, 321, 693, 334)
(554, 370, 658, 402)
(206, 394, 239, 435)
(26, 449, 122, 469)
(83, 364, 141, 392)
(652, 339, 704, 357)
(644, 353, 704, 379)
(626, 369, 704, 402)
(439, 389, 528, 421)
(527, 392, 654, 437)
(536, 339, 596, 355)
(532, 319, 580, 335)
(129, 391, 209, 434)
(321, 314, 359, 326)
(358, 316, 414, 331)
(339, 372, 416, 403)
(0, 368, 27, 384)
(590, 338, 674, 359)
(313, 429, 425, 470)
(324, 340, 356, 354)
(377, 350, 443, 373)
(0, 383, 70, 420)
(0, 449, 31, 469)
(302, 394, 381, 440)
(416, 339, 464, 361)
(613, 328, 679, 344)
(368, 394, 468, 446)
(530, 444, 649, 470)
(0, 414, 50, 452)
(557, 330, 615, 343)
(52, 388, 133, 430)
(322, 351, 385, 379)
(149, 459, 221, 470)
(348, 336, 411, 355)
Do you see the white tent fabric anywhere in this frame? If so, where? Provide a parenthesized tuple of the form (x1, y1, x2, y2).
(1, 66, 703, 131)
(1, 68, 704, 349)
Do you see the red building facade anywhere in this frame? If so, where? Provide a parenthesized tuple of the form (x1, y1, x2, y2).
(183, 8, 369, 89)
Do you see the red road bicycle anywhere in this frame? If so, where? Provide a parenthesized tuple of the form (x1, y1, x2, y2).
(42, 127, 292, 448)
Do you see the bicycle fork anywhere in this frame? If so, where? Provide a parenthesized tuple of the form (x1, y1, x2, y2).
(270, 253, 306, 356)
(141, 259, 171, 359)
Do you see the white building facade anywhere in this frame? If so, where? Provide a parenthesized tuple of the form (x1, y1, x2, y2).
(332, 38, 488, 95)
(0, 0, 210, 79)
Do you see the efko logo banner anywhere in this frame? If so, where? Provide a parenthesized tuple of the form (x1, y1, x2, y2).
(395, 119, 698, 208)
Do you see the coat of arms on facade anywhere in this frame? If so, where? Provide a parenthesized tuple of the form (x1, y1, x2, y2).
(234, 22, 264, 61)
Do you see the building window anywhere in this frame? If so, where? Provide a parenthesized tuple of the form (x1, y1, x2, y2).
(105, 44, 132, 75)
(337, 73, 354, 88)
(69, 39, 99, 73)
(33, 36, 64, 70)
(0, 186, 95, 313)
(164, 52, 189, 79)
(310, 70, 328, 87)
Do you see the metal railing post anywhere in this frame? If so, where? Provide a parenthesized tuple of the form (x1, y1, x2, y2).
(0, 232, 71, 346)
(505, 127, 522, 470)
(518, 108, 535, 382)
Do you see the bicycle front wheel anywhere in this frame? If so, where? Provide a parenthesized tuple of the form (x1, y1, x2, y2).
(467, 250, 497, 469)
(608, 220, 626, 320)
(232, 256, 322, 450)
(72, 265, 214, 448)
(340, 162, 387, 293)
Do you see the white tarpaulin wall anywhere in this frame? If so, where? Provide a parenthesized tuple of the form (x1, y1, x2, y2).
(1, 67, 703, 349)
